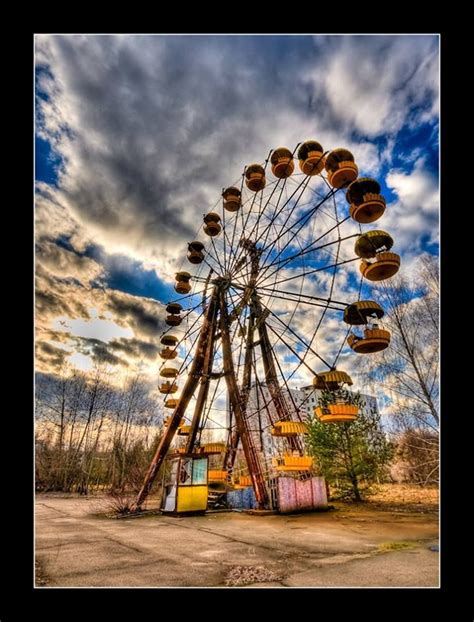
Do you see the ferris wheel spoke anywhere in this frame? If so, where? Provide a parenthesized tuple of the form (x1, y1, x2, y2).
(244, 172, 291, 248)
(330, 324, 352, 369)
(257, 257, 360, 290)
(256, 291, 344, 312)
(255, 180, 288, 243)
(271, 319, 335, 377)
(254, 158, 312, 249)
(199, 247, 224, 276)
(222, 203, 228, 273)
(227, 153, 273, 275)
(197, 375, 228, 438)
(289, 190, 346, 374)
(265, 332, 322, 410)
(330, 271, 365, 369)
(257, 190, 343, 282)
(290, 253, 340, 375)
(226, 172, 247, 274)
(260, 325, 307, 422)
(327, 189, 342, 301)
(226, 286, 249, 320)
(227, 195, 259, 276)
(249, 143, 303, 246)
(206, 234, 227, 275)
(258, 185, 337, 263)
(221, 208, 242, 274)
(231, 214, 278, 284)
(255, 175, 311, 255)
(257, 285, 349, 308)
(257, 220, 355, 286)
(264, 306, 333, 369)
(272, 205, 308, 330)
(169, 287, 208, 306)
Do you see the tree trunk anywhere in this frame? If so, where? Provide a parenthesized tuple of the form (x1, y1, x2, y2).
(343, 425, 363, 502)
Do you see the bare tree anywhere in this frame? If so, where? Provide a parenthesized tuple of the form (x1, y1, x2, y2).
(394, 428, 439, 485)
(362, 255, 439, 484)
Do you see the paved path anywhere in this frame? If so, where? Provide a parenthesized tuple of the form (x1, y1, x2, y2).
(35, 496, 439, 587)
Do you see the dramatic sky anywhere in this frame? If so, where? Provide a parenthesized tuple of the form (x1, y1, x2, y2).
(35, 34, 439, 406)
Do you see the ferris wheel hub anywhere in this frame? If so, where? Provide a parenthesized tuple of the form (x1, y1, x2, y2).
(212, 275, 232, 291)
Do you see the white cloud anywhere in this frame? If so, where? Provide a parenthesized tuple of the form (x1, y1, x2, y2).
(305, 35, 439, 138)
(386, 159, 439, 215)
(52, 314, 133, 343)
(383, 158, 439, 265)
(36, 240, 103, 282)
(35, 35, 438, 277)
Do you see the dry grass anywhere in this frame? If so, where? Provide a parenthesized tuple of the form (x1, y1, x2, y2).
(87, 492, 138, 517)
(35, 560, 49, 586)
(225, 565, 283, 586)
(370, 483, 438, 505)
(338, 483, 439, 514)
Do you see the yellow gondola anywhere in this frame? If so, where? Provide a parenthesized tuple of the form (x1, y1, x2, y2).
(360, 252, 400, 281)
(270, 147, 294, 178)
(343, 300, 385, 325)
(313, 370, 358, 423)
(175, 271, 192, 294)
(164, 398, 179, 409)
(235, 475, 252, 487)
(159, 381, 178, 394)
(222, 187, 241, 212)
(203, 212, 221, 236)
(346, 178, 386, 223)
(347, 327, 391, 353)
(313, 369, 353, 391)
(161, 334, 179, 346)
(297, 140, 325, 175)
(272, 455, 313, 471)
(187, 241, 204, 265)
(165, 314, 181, 326)
(208, 470, 228, 482)
(165, 302, 183, 327)
(245, 163, 266, 192)
(270, 420, 308, 436)
(314, 403, 358, 423)
(199, 442, 226, 454)
(178, 425, 192, 436)
(160, 347, 177, 360)
(166, 302, 182, 314)
(354, 230, 400, 281)
(343, 301, 390, 353)
(160, 366, 179, 378)
(325, 148, 358, 188)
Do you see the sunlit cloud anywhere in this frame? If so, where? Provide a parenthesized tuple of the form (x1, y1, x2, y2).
(52, 313, 133, 343)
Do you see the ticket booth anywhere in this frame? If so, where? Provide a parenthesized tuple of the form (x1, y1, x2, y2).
(161, 455, 208, 515)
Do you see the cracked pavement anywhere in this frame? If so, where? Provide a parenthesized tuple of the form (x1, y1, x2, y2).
(35, 496, 439, 587)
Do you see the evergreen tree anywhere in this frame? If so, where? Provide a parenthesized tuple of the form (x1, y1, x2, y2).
(307, 392, 393, 501)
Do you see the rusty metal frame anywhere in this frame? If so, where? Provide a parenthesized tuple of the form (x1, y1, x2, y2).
(133, 289, 219, 510)
(219, 289, 268, 509)
(134, 237, 306, 512)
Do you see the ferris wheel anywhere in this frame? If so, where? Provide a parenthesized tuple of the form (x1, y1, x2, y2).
(134, 141, 401, 511)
